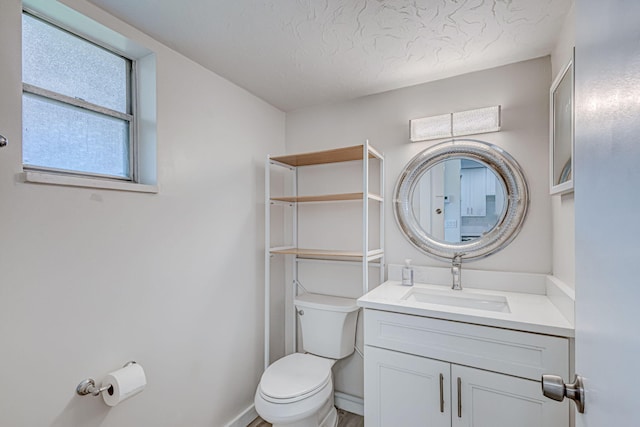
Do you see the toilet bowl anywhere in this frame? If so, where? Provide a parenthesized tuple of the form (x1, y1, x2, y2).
(255, 293, 360, 427)
(254, 353, 337, 427)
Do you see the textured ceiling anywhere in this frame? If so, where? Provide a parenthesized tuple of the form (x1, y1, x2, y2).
(87, 0, 572, 111)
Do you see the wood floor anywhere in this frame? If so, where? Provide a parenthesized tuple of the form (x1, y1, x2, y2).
(247, 408, 364, 427)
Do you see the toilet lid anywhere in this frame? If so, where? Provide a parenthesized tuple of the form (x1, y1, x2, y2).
(260, 353, 333, 401)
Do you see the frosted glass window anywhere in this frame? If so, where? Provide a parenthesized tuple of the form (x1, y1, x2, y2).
(21, 12, 134, 179)
(23, 93, 129, 178)
(22, 13, 128, 113)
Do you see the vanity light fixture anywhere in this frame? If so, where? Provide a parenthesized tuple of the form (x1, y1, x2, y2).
(410, 105, 501, 142)
(410, 113, 452, 142)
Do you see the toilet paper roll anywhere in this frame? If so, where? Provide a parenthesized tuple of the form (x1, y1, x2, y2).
(102, 363, 147, 407)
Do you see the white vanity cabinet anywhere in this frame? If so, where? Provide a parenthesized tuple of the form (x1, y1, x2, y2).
(363, 309, 570, 427)
(365, 346, 450, 427)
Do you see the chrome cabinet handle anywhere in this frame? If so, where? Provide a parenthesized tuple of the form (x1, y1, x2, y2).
(542, 374, 585, 413)
(457, 377, 462, 418)
(439, 373, 444, 413)
(0, 134, 7, 148)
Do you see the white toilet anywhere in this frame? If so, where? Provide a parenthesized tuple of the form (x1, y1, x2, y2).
(254, 293, 360, 427)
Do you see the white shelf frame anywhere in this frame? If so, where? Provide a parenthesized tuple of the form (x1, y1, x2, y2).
(264, 140, 385, 369)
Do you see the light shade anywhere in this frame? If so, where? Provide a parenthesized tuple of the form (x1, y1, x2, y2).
(410, 105, 501, 142)
(452, 106, 501, 137)
(410, 113, 451, 142)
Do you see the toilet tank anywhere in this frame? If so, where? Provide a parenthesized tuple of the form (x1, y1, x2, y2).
(294, 293, 360, 359)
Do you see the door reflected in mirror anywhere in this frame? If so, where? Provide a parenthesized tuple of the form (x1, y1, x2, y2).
(411, 158, 506, 244)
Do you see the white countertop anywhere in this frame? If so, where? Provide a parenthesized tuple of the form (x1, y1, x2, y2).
(357, 281, 574, 337)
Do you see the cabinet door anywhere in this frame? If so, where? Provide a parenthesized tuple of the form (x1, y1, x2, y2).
(485, 168, 496, 196)
(451, 365, 568, 427)
(460, 167, 486, 217)
(365, 346, 450, 427)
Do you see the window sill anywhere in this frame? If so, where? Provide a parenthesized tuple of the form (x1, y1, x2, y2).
(23, 171, 158, 193)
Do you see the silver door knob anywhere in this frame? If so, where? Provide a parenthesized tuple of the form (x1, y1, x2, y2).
(0, 134, 7, 147)
(542, 374, 585, 413)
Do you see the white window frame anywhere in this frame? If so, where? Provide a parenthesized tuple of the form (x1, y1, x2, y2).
(21, 0, 157, 193)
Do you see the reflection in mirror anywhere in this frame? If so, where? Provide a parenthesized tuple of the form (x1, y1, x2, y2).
(550, 57, 574, 194)
(553, 62, 572, 185)
(411, 159, 506, 244)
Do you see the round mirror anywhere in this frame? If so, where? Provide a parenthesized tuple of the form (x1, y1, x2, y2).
(395, 139, 529, 262)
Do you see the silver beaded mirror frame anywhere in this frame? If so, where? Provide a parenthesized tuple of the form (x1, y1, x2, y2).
(394, 139, 529, 262)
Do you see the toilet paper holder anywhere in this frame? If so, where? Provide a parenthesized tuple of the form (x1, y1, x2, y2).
(76, 361, 137, 397)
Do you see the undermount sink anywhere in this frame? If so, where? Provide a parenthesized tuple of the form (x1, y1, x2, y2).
(402, 287, 511, 313)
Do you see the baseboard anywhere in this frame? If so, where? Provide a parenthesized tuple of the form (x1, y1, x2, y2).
(225, 404, 258, 427)
(334, 392, 364, 416)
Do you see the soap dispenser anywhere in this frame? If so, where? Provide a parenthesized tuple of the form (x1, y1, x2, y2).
(401, 259, 414, 286)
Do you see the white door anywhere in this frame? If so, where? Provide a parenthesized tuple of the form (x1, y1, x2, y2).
(430, 163, 445, 240)
(572, 0, 640, 425)
(443, 159, 461, 243)
(364, 346, 450, 427)
(452, 365, 567, 427)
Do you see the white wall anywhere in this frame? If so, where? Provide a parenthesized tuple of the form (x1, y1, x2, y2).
(550, 1, 576, 288)
(287, 57, 552, 273)
(0, 0, 285, 426)
(285, 56, 553, 399)
(551, 1, 575, 79)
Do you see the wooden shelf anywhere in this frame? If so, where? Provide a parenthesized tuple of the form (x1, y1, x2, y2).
(270, 144, 377, 167)
(270, 248, 384, 261)
(264, 141, 385, 370)
(271, 192, 383, 203)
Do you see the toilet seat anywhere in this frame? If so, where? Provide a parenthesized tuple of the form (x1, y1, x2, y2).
(254, 377, 335, 426)
(259, 353, 335, 404)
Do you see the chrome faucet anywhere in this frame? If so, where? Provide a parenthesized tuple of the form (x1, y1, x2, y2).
(451, 254, 462, 290)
